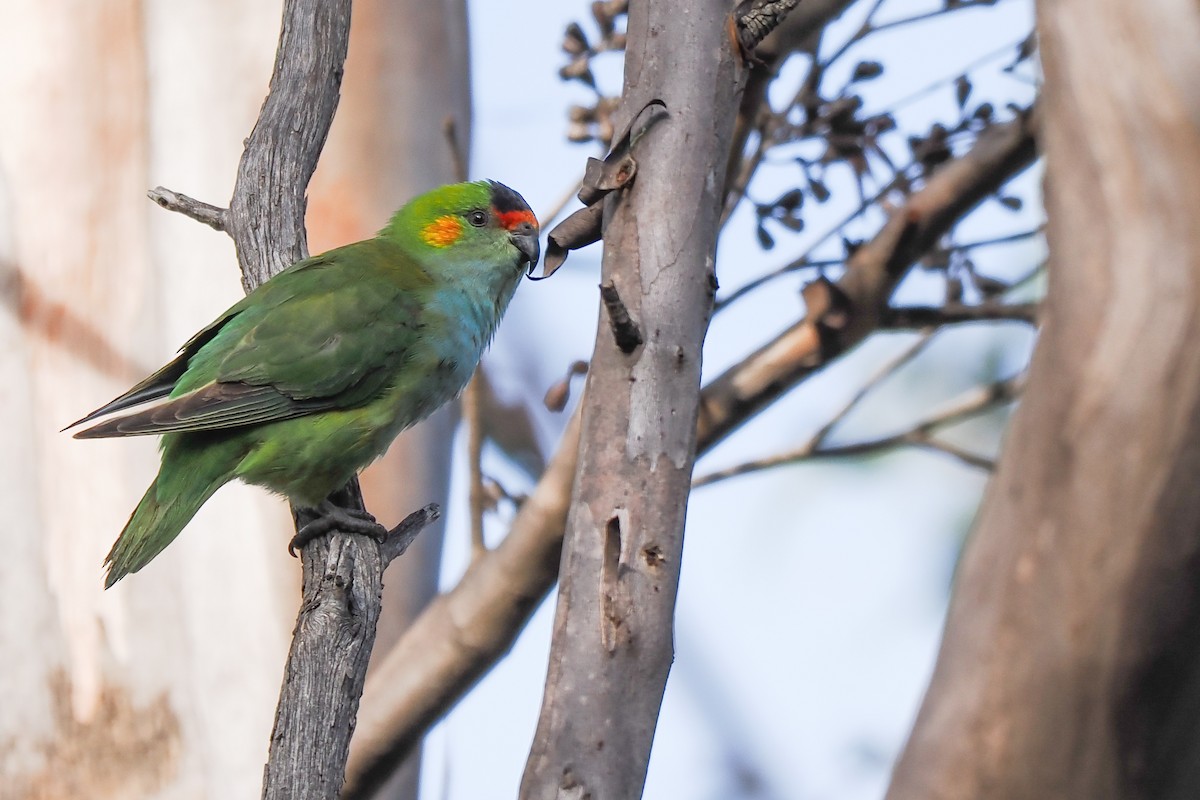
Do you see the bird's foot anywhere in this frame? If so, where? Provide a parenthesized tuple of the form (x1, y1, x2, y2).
(289, 500, 389, 556)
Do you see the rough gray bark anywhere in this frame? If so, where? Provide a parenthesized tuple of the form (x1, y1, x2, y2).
(747, 0, 851, 54)
(885, 2, 1200, 799)
(226, 0, 350, 287)
(517, 2, 741, 797)
(262, 503, 435, 800)
(342, 110, 1038, 797)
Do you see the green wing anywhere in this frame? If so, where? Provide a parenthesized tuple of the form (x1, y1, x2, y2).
(71, 239, 431, 439)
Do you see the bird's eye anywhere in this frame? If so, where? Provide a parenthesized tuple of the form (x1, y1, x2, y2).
(467, 210, 488, 227)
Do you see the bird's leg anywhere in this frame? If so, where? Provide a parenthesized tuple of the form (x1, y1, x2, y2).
(289, 499, 389, 556)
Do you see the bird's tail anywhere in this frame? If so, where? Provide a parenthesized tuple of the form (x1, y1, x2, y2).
(104, 459, 228, 589)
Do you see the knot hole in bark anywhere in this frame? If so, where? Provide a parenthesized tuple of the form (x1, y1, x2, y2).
(600, 514, 627, 652)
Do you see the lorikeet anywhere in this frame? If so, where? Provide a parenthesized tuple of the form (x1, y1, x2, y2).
(68, 180, 540, 588)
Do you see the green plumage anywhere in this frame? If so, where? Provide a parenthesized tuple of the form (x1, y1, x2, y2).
(70, 181, 540, 587)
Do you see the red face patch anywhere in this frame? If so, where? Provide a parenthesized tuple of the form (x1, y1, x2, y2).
(495, 208, 538, 231)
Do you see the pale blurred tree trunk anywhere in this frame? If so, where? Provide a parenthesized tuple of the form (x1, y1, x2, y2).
(306, 2, 471, 798)
(0, 1, 469, 799)
(887, 2, 1200, 798)
(0, 1, 297, 797)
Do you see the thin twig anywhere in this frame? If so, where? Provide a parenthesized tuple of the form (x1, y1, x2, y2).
(442, 116, 468, 184)
(717, 21, 1034, 314)
(381, 504, 442, 565)
(820, 0, 1006, 71)
(870, 0, 1004, 39)
(721, 126, 770, 229)
(463, 372, 487, 558)
(911, 437, 996, 471)
(877, 35, 1031, 116)
(715, 175, 902, 311)
(691, 331, 936, 487)
(694, 371, 1023, 487)
(818, 0, 887, 69)
(147, 186, 228, 231)
(883, 301, 1040, 328)
(716, 195, 1044, 312)
(699, 106, 1039, 448)
(810, 330, 937, 445)
(954, 226, 1046, 250)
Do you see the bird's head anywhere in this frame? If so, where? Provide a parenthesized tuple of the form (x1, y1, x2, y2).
(386, 180, 541, 277)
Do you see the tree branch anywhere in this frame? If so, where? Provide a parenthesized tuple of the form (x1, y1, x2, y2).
(721, 0, 857, 224)
(146, 186, 228, 231)
(882, 301, 1040, 328)
(265, 481, 438, 800)
(381, 503, 441, 565)
(341, 102, 1040, 799)
(820, 0, 1006, 71)
(699, 106, 1038, 449)
(735, 0, 804, 53)
(226, 0, 350, 289)
(694, 372, 1023, 487)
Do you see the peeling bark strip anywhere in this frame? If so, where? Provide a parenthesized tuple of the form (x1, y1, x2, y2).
(886, 3, 1200, 798)
(518, 2, 743, 798)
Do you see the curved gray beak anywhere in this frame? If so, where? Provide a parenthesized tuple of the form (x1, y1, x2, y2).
(510, 221, 541, 275)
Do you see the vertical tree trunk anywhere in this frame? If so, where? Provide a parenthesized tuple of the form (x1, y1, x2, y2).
(519, 2, 741, 798)
(887, 2, 1200, 798)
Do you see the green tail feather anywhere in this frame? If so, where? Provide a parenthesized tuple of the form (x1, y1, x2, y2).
(104, 471, 224, 589)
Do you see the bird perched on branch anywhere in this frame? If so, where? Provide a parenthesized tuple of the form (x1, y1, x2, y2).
(67, 180, 540, 588)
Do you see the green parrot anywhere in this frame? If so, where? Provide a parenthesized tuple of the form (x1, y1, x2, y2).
(67, 180, 540, 588)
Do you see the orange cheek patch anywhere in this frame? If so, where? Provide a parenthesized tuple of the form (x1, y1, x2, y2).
(496, 209, 538, 231)
(420, 215, 464, 247)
